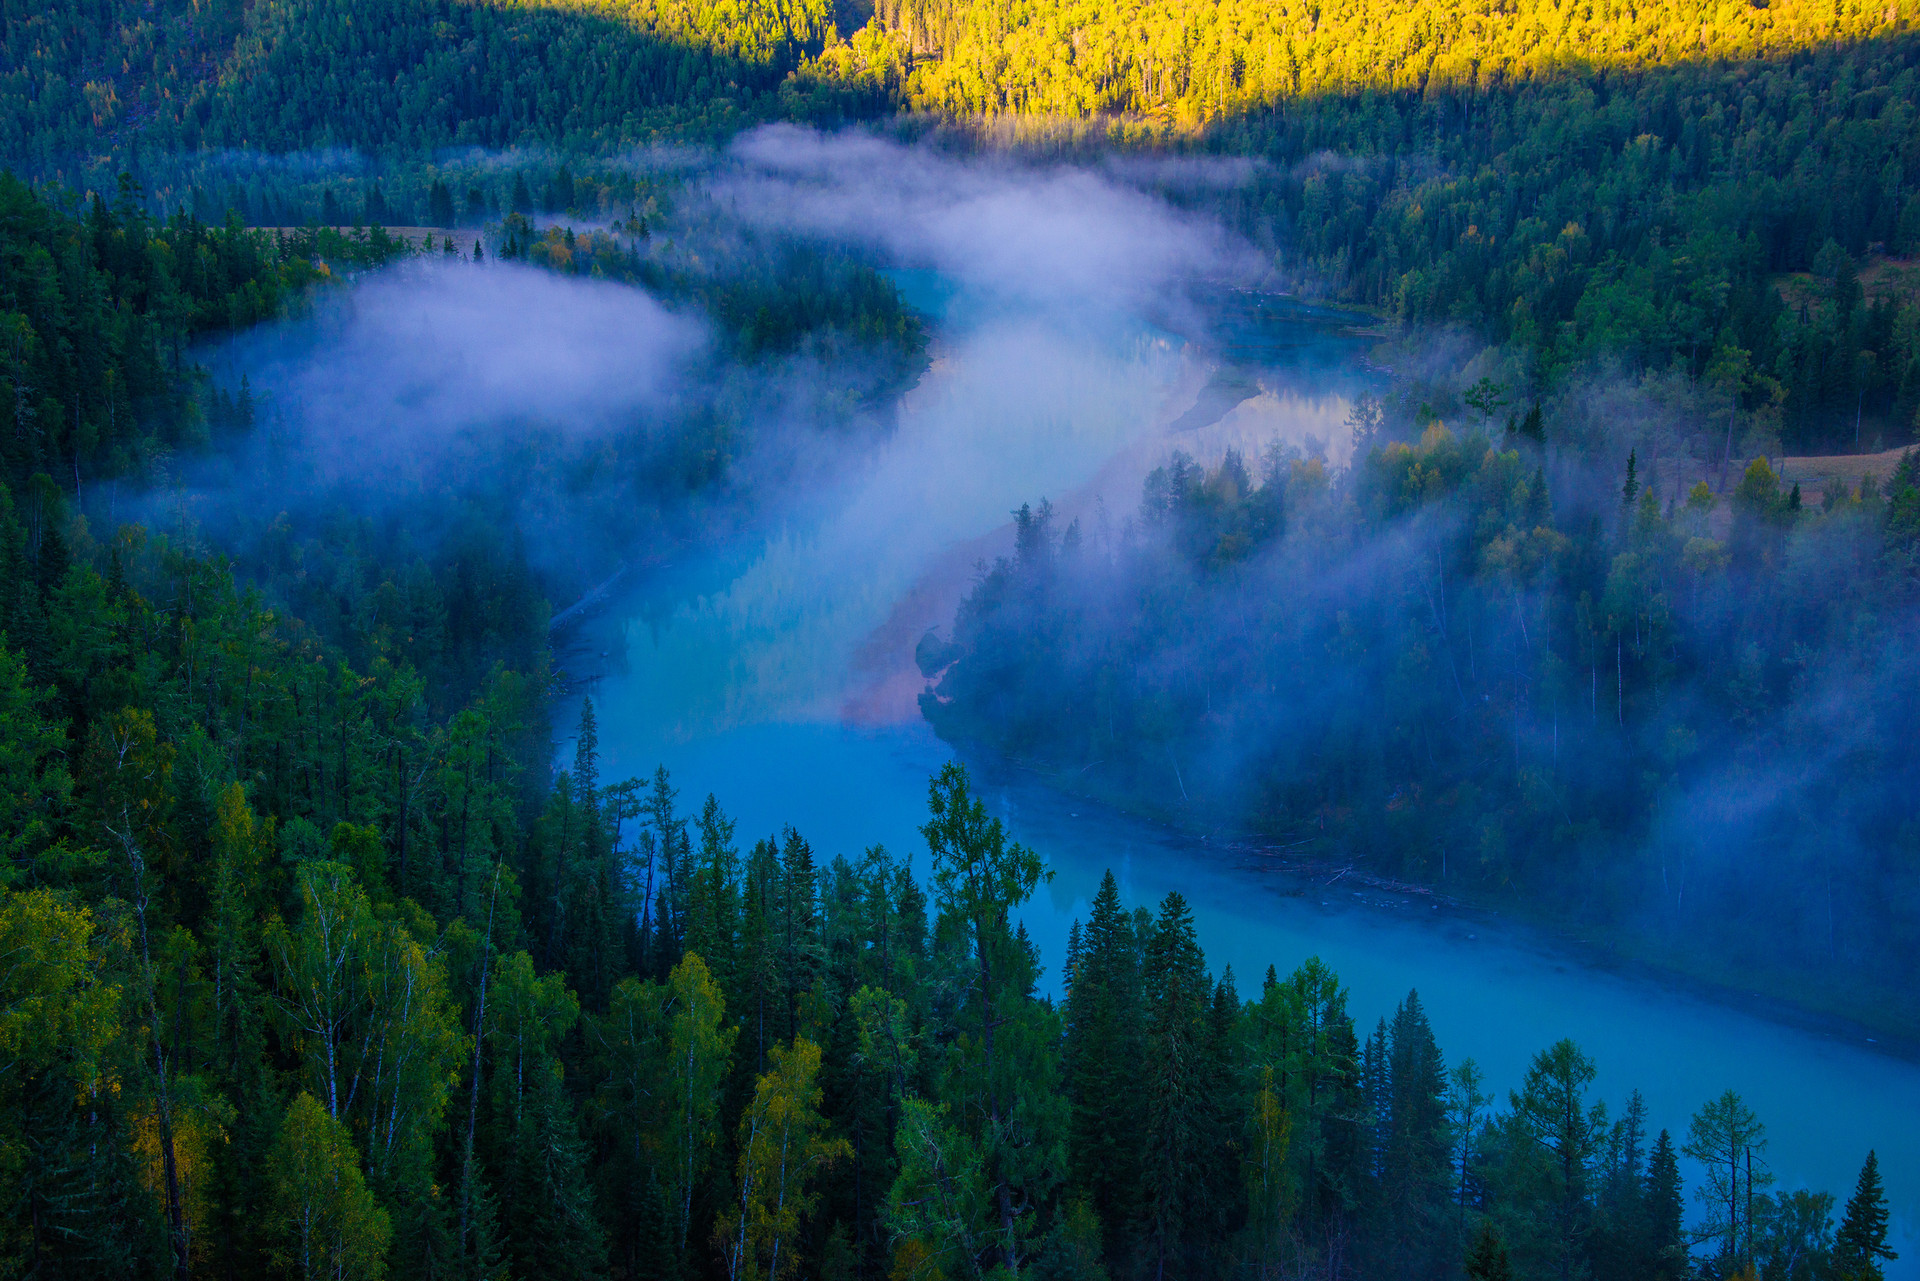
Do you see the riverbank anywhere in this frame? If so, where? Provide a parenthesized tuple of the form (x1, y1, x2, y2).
(962, 741, 1920, 1057)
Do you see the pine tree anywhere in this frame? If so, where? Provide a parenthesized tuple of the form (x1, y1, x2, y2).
(1381, 990, 1450, 1281)
(1591, 1091, 1649, 1281)
(645, 768, 688, 977)
(1466, 1219, 1515, 1281)
(737, 836, 783, 1077)
(1519, 404, 1545, 443)
(1510, 1040, 1605, 1281)
(430, 180, 456, 229)
(777, 827, 821, 1042)
(919, 763, 1051, 1274)
(1140, 890, 1210, 1279)
(1063, 871, 1144, 1257)
(1833, 1152, 1896, 1281)
(686, 795, 741, 998)
(630, 1163, 678, 1281)
(1644, 1129, 1685, 1281)
(1198, 969, 1241, 1253)
(510, 1064, 605, 1281)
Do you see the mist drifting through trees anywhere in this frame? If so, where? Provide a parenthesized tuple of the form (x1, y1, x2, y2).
(1, 1, 1918, 1278)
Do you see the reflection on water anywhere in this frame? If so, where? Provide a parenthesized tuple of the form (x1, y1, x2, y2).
(577, 293, 1918, 1272)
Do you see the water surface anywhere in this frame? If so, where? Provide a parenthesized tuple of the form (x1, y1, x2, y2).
(569, 294, 1918, 1269)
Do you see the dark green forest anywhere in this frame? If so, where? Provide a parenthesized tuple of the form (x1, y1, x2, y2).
(1190, 36, 1920, 455)
(1, 0, 851, 174)
(4, 0, 1920, 1277)
(0, 483, 1897, 1279)
(922, 403, 1920, 1030)
(0, 170, 417, 486)
(12, 0, 1920, 451)
(0, 167, 927, 718)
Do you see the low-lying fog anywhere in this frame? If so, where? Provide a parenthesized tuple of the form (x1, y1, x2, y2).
(158, 127, 1916, 1269)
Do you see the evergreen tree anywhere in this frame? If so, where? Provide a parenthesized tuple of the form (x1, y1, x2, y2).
(1063, 871, 1144, 1259)
(1644, 1130, 1686, 1281)
(920, 762, 1052, 1274)
(430, 180, 456, 229)
(737, 836, 783, 1077)
(1833, 1152, 1897, 1281)
(686, 795, 741, 999)
(1466, 1219, 1515, 1281)
(510, 1065, 605, 1281)
(777, 827, 821, 1042)
(1591, 1091, 1650, 1281)
(1140, 890, 1210, 1279)
(1508, 1039, 1605, 1281)
(645, 767, 688, 978)
(1381, 990, 1450, 1281)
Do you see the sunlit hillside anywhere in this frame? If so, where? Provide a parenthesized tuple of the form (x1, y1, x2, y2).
(840, 0, 1920, 121)
(10, 0, 1920, 170)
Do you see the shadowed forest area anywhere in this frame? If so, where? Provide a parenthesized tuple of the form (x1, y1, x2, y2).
(923, 416, 1920, 1034)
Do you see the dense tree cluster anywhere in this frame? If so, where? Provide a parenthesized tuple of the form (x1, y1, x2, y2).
(508, 213, 929, 370)
(829, 13, 1920, 450)
(925, 410, 1920, 1028)
(1187, 35, 1920, 451)
(0, 516, 1892, 1281)
(819, 0, 1920, 452)
(864, 0, 1911, 121)
(1, 0, 852, 179)
(13, 0, 1920, 450)
(0, 173, 928, 723)
(0, 173, 422, 488)
(6, 5, 1918, 1276)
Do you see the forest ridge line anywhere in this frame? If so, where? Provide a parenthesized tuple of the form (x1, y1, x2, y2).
(8, 0, 1920, 170)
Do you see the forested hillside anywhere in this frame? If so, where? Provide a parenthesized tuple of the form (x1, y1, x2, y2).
(0, 172, 417, 487)
(867, 0, 1914, 120)
(847, 0, 1920, 451)
(923, 403, 1920, 1029)
(3, 2, 1919, 1277)
(0, 480, 1896, 1279)
(13, 0, 1920, 449)
(1187, 30, 1920, 453)
(0, 172, 927, 719)
(1, 0, 855, 175)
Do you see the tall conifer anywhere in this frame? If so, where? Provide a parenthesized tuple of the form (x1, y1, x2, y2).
(1064, 871, 1144, 1256)
(1834, 1152, 1897, 1281)
(1140, 890, 1209, 1279)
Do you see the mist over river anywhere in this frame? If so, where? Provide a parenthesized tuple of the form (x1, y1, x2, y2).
(561, 279, 1919, 1268)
